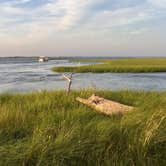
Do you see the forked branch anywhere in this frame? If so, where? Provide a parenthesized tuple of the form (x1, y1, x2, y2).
(62, 73, 73, 94)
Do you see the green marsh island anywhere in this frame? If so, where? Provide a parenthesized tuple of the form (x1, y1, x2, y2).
(53, 58, 166, 73)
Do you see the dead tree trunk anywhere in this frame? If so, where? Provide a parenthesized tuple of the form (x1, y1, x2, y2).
(76, 94, 133, 115)
(62, 73, 73, 94)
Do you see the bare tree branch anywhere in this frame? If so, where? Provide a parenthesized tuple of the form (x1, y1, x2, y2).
(62, 73, 73, 94)
(62, 74, 71, 82)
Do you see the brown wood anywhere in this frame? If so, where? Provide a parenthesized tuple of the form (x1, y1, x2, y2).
(76, 94, 133, 115)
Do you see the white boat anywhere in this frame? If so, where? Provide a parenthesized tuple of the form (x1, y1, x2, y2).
(38, 56, 48, 62)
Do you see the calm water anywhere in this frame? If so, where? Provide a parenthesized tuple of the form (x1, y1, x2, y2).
(0, 57, 166, 93)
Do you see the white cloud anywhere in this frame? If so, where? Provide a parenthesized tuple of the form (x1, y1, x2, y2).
(0, 0, 153, 37)
(148, 0, 166, 8)
(0, 0, 166, 57)
(0, 0, 100, 42)
(82, 6, 154, 31)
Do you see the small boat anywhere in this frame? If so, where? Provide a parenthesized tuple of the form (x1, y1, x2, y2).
(38, 56, 48, 62)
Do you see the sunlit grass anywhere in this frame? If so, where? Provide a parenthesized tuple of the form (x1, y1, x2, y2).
(0, 90, 165, 165)
(53, 58, 166, 73)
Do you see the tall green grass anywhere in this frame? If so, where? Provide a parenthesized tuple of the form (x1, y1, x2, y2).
(0, 90, 165, 165)
(53, 58, 166, 73)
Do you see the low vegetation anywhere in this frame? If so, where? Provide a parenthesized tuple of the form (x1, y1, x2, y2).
(0, 90, 165, 165)
(53, 58, 166, 73)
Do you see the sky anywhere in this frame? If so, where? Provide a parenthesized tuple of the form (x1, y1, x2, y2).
(0, 0, 166, 57)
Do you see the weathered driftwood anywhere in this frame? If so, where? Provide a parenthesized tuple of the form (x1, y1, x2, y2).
(76, 94, 133, 115)
(62, 73, 73, 94)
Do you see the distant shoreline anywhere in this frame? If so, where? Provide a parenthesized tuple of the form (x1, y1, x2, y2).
(1, 56, 166, 59)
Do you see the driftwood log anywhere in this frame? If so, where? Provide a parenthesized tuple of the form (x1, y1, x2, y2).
(76, 94, 133, 115)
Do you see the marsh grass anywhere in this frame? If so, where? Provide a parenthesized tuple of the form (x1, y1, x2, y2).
(53, 58, 166, 73)
(0, 90, 165, 165)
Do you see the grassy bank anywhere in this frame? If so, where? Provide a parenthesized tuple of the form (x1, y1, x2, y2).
(53, 58, 166, 73)
(0, 90, 165, 165)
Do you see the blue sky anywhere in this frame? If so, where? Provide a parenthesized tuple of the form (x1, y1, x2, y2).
(0, 0, 166, 57)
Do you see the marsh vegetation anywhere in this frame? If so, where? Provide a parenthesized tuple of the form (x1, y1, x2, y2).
(53, 58, 166, 73)
(0, 90, 165, 165)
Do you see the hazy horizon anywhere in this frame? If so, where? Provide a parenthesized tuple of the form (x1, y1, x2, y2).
(0, 0, 166, 57)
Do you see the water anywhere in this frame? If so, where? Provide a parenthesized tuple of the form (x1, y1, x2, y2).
(0, 57, 166, 93)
